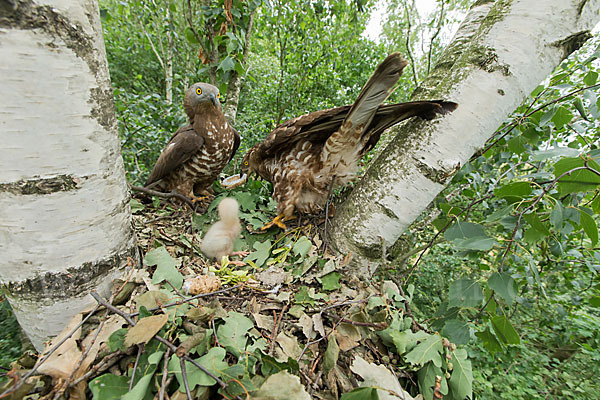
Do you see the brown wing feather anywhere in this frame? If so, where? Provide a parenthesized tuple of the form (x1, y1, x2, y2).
(256, 106, 351, 158)
(145, 125, 204, 187)
(363, 100, 458, 151)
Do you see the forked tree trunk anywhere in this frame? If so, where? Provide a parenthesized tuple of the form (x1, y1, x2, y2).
(329, 0, 600, 275)
(0, 0, 138, 350)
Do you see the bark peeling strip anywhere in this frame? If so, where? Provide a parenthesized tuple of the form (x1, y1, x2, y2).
(1, 243, 138, 301)
(0, 174, 81, 195)
(0, 0, 116, 131)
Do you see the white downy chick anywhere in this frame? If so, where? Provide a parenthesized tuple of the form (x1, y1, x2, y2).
(201, 197, 242, 262)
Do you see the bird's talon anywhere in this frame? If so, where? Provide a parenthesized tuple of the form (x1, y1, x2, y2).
(261, 215, 295, 230)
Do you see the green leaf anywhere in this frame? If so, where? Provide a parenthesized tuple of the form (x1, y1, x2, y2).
(169, 347, 228, 389)
(488, 272, 518, 304)
(233, 191, 255, 211)
(445, 222, 496, 251)
(573, 98, 589, 121)
(292, 236, 312, 257)
(107, 328, 127, 352)
(583, 70, 598, 86)
(589, 296, 600, 307)
(523, 213, 550, 235)
(89, 373, 129, 399)
(322, 336, 339, 374)
(405, 333, 443, 367)
(494, 181, 532, 203)
(554, 156, 600, 194)
(550, 202, 565, 230)
(530, 147, 580, 161)
(121, 371, 154, 400)
(475, 328, 503, 354)
(130, 198, 144, 213)
(551, 106, 573, 129)
(507, 136, 527, 154)
(216, 311, 253, 357)
(340, 387, 380, 400)
(260, 355, 299, 376)
(448, 349, 473, 400)
(579, 209, 598, 247)
(442, 320, 470, 345)
(245, 240, 271, 267)
(146, 247, 183, 290)
(218, 56, 236, 72)
(184, 27, 199, 44)
(418, 361, 443, 400)
(491, 316, 520, 345)
(448, 278, 484, 309)
(320, 272, 342, 291)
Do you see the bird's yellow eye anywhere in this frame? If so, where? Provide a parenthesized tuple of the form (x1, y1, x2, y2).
(196, 88, 202, 95)
(244, 161, 248, 166)
(217, 93, 221, 99)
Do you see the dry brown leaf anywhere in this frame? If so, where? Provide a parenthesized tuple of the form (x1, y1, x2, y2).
(135, 290, 170, 311)
(298, 313, 315, 340)
(124, 314, 168, 347)
(312, 313, 325, 337)
(252, 313, 274, 331)
(334, 323, 361, 352)
(275, 332, 301, 361)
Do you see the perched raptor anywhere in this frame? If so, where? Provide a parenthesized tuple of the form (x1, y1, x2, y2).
(241, 53, 457, 229)
(145, 83, 240, 202)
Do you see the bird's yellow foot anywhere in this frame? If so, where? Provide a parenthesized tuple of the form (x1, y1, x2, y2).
(261, 214, 296, 230)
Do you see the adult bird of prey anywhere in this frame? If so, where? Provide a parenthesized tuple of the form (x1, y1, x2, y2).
(240, 53, 457, 229)
(145, 83, 240, 203)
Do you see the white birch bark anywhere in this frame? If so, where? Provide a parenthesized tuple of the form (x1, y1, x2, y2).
(329, 0, 600, 276)
(0, 0, 138, 350)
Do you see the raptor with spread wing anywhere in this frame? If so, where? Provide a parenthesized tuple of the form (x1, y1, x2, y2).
(241, 53, 457, 229)
(145, 83, 240, 202)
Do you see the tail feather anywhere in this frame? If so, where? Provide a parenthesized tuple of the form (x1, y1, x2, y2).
(322, 53, 408, 165)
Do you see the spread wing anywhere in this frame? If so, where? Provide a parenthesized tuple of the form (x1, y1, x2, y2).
(145, 125, 204, 187)
(251, 100, 457, 160)
(254, 106, 351, 158)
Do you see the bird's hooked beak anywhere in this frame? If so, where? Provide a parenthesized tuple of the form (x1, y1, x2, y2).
(209, 93, 218, 107)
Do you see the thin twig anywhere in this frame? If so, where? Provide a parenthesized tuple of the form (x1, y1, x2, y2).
(63, 314, 107, 391)
(0, 305, 100, 399)
(90, 292, 228, 389)
(268, 303, 288, 355)
(130, 344, 144, 391)
(426, 0, 445, 75)
(70, 350, 124, 387)
(180, 358, 193, 400)
(130, 284, 242, 317)
(159, 348, 171, 400)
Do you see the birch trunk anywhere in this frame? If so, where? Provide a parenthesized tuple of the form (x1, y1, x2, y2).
(329, 0, 600, 276)
(165, 0, 174, 106)
(0, 0, 138, 350)
(224, 11, 256, 125)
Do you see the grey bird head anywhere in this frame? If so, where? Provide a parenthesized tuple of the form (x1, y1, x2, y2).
(183, 82, 222, 120)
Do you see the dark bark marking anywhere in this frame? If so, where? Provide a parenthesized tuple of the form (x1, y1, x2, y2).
(0, 174, 81, 195)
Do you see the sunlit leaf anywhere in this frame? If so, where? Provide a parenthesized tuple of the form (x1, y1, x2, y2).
(449, 278, 484, 309)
